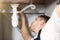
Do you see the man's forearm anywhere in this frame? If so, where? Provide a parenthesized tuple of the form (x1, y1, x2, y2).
(18, 13, 32, 40)
(21, 28, 32, 40)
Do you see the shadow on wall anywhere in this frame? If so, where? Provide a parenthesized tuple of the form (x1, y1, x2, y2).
(45, 0, 57, 5)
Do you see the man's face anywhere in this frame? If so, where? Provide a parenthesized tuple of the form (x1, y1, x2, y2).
(30, 17, 46, 34)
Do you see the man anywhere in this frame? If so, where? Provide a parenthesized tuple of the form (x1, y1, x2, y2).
(18, 13, 50, 40)
(40, 1, 60, 40)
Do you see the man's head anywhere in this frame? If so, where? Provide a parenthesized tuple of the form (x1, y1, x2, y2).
(30, 15, 50, 34)
(38, 15, 50, 23)
(33, 15, 50, 27)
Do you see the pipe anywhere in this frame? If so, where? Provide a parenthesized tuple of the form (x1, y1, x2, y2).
(11, 4, 24, 40)
(19, 4, 36, 13)
(10, 4, 36, 27)
(10, 4, 19, 27)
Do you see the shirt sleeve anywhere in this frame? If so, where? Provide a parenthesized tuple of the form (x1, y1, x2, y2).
(40, 10, 60, 40)
(52, 10, 60, 32)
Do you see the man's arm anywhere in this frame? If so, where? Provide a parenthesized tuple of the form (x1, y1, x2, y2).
(56, 4, 60, 18)
(18, 12, 32, 40)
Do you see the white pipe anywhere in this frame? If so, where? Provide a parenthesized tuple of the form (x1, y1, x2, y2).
(10, 4, 19, 27)
(11, 4, 24, 40)
(19, 4, 36, 13)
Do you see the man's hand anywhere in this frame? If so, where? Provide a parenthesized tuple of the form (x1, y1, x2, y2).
(18, 12, 32, 40)
(18, 11, 24, 16)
